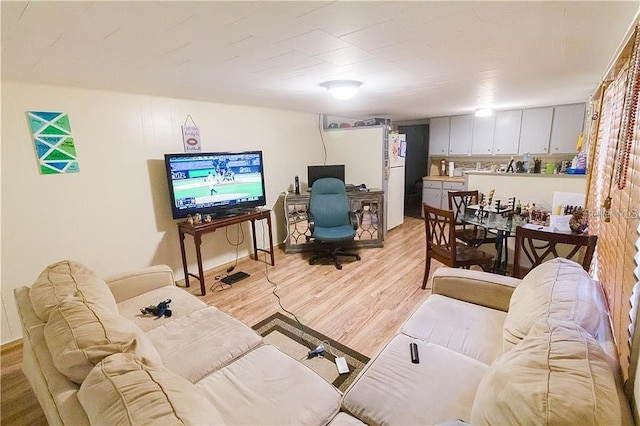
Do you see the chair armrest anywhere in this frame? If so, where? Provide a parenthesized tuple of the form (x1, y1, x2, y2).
(349, 211, 359, 230)
(432, 268, 521, 312)
(104, 265, 175, 303)
(308, 211, 315, 234)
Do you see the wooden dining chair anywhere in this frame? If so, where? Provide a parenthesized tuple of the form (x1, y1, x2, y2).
(447, 190, 498, 248)
(512, 226, 598, 279)
(422, 203, 495, 289)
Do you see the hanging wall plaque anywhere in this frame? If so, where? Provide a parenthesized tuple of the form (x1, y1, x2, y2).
(182, 115, 201, 152)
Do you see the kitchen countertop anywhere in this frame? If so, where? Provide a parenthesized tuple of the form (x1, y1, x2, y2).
(423, 176, 465, 182)
(464, 171, 587, 178)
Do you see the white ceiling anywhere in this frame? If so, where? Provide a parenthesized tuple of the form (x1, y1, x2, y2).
(2, 1, 638, 121)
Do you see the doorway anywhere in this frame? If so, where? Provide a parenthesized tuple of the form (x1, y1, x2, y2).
(398, 124, 429, 218)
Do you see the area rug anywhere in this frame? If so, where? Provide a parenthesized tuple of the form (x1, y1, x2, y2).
(252, 312, 370, 392)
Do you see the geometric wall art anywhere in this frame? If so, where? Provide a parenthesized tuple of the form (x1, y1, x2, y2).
(27, 111, 80, 174)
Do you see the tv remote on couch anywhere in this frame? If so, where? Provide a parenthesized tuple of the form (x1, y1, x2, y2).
(410, 342, 420, 364)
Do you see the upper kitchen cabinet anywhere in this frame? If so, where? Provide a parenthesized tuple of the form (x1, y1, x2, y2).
(492, 110, 522, 155)
(448, 114, 473, 156)
(549, 103, 585, 154)
(518, 107, 553, 154)
(471, 114, 496, 155)
(429, 116, 450, 156)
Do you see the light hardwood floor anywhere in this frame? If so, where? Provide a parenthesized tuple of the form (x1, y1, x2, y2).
(1, 215, 443, 424)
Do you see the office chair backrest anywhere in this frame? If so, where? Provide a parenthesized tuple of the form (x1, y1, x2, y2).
(310, 178, 350, 228)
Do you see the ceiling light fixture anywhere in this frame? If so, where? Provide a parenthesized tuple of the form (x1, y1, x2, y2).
(475, 108, 493, 117)
(320, 80, 363, 100)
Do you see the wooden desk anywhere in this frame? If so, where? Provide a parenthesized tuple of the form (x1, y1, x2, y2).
(284, 189, 384, 253)
(178, 208, 274, 296)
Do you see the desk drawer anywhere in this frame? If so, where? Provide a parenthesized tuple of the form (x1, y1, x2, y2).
(443, 181, 465, 191)
(422, 180, 443, 189)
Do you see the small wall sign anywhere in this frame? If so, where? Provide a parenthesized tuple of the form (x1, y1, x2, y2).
(182, 115, 201, 152)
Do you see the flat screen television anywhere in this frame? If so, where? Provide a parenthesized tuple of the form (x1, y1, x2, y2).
(307, 164, 345, 188)
(164, 151, 266, 219)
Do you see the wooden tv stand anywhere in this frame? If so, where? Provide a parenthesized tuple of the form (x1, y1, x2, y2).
(177, 208, 275, 296)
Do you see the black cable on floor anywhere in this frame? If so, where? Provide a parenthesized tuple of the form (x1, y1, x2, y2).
(260, 219, 313, 350)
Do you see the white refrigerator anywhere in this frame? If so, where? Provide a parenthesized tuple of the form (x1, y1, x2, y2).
(320, 126, 406, 232)
(386, 133, 406, 230)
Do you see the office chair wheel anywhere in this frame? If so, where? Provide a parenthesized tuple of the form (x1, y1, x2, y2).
(356, 255, 361, 261)
(309, 259, 315, 265)
(336, 263, 342, 270)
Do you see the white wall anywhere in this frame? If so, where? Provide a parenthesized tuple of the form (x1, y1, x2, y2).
(321, 127, 385, 189)
(1, 81, 324, 343)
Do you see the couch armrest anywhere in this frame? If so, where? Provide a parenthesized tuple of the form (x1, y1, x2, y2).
(432, 268, 521, 312)
(104, 265, 175, 303)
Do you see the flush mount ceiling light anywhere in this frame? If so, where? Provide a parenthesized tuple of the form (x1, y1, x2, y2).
(475, 108, 493, 117)
(320, 80, 363, 100)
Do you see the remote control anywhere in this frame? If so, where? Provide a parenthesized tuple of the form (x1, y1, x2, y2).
(410, 343, 420, 364)
(335, 357, 349, 374)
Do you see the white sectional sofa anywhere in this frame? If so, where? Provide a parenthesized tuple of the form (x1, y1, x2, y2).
(15, 258, 634, 425)
(14, 260, 341, 425)
(341, 258, 633, 425)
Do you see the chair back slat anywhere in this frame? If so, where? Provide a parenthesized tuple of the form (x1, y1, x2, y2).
(448, 190, 479, 226)
(513, 226, 598, 279)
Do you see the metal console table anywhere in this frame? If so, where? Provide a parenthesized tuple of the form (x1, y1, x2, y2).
(284, 189, 384, 253)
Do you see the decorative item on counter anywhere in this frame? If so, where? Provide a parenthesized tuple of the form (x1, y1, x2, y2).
(204, 214, 212, 223)
(568, 152, 587, 174)
(193, 213, 202, 224)
(569, 207, 588, 234)
(187, 214, 194, 225)
(533, 157, 542, 173)
(440, 159, 447, 176)
(506, 157, 515, 173)
(546, 162, 555, 174)
(523, 152, 530, 173)
(515, 161, 525, 173)
(448, 161, 455, 177)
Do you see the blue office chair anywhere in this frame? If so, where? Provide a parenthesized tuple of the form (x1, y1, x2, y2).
(308, 178, 361, 269)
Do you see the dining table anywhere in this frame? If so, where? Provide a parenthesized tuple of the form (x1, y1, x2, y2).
(461, 210, 528, 275)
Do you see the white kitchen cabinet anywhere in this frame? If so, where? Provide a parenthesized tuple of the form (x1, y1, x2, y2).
(492, 110, 522, 155)
(549, 103, 585, 154)
(519, 107, 553, 154)
(448, 114, 473, 156)
(422, 180, 466, 214)
(429, 117, 450, 156)
(471, 115, 496, 155)
(442, 181, 466, 209)
(422, 180, 443, 213)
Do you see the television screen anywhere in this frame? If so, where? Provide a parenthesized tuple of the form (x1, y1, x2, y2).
(307, 164, 345, 188)
(164, 151, 266, 219)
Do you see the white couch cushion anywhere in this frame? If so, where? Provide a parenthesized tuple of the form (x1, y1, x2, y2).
(78, 353, 224, 425)
(44, 299, 161, 384)
(401, 294, 507, 365)
(30, 260, 118, 322)
(503, 258, 603, 350)
(115, 285, 207, 332)
(472, 319, 621, 425)
(147, 306, 263, 382)
(342, 334, 488, 425)
(196, 345, 341, 425)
